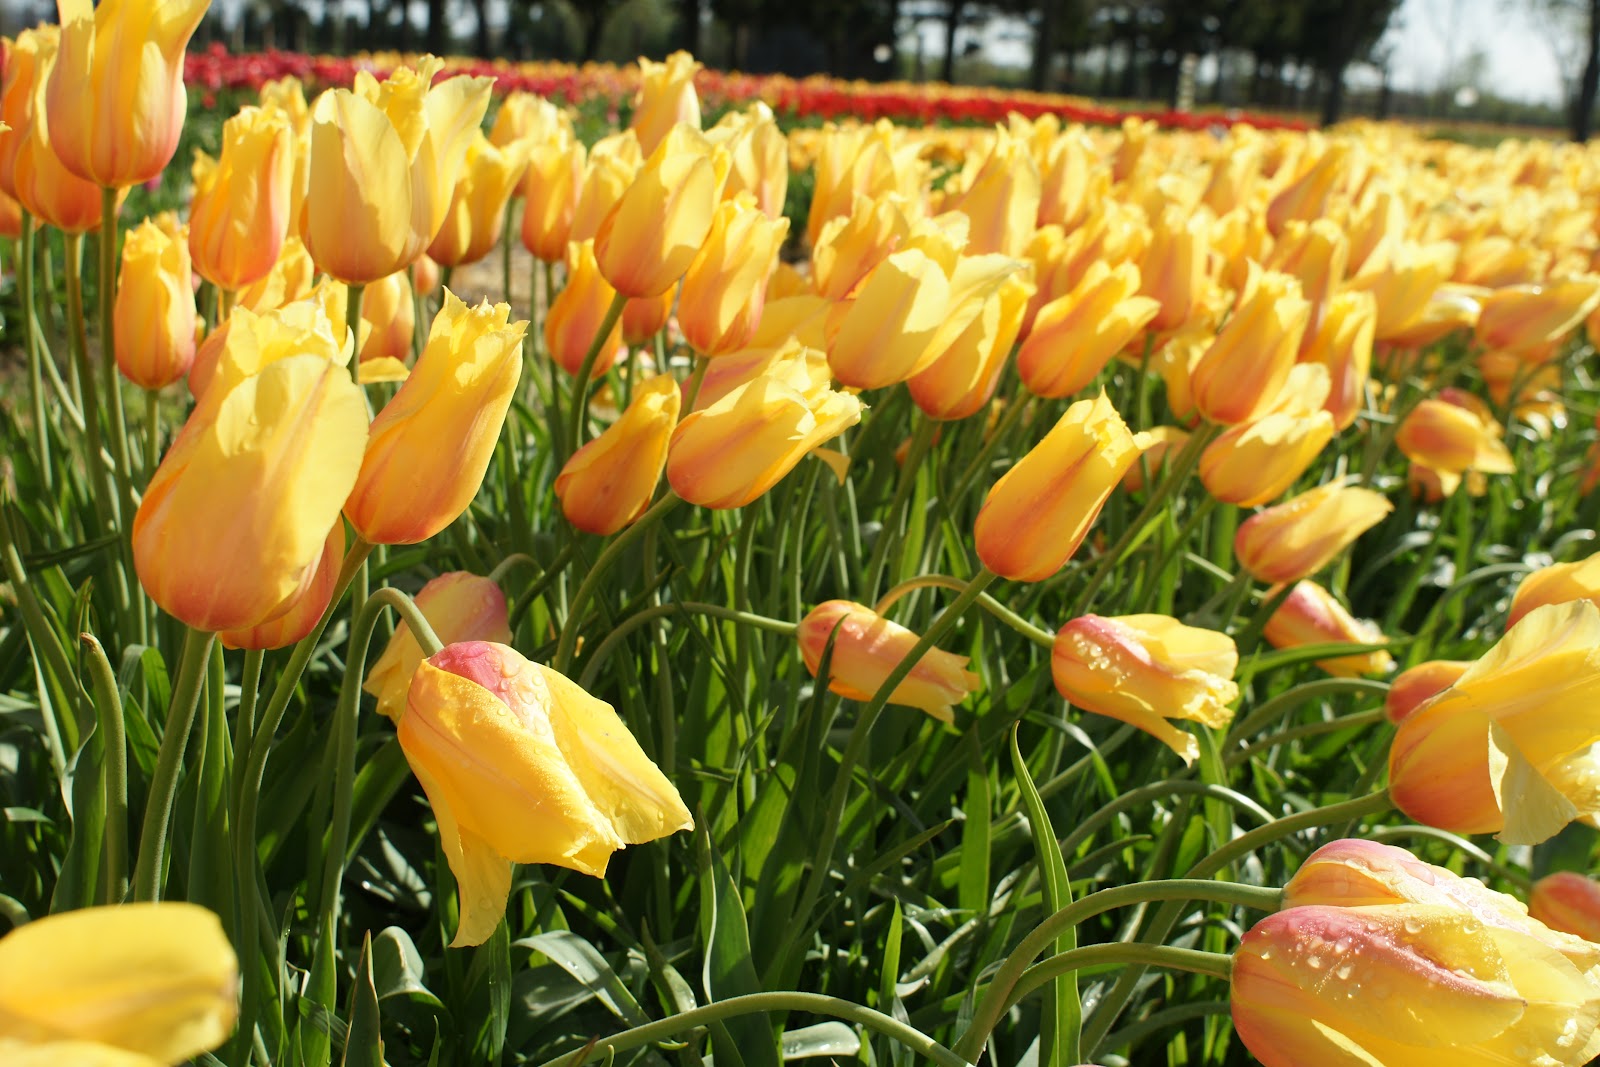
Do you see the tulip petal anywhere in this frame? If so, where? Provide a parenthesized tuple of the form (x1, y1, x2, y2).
(1490, 721, 1581, 846)
(410, 750, 515, 949)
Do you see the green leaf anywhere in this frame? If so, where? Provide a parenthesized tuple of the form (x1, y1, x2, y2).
(1011, 726, 1080, 1067)
(781, 1022, 861, 1060)
(958, 730, 992, 919)
(699, 827, 779, 1067)
(340, 931, 385, 1067)
(514, 930, 652, 1029)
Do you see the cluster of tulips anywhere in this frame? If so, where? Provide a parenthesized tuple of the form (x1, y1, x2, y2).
(7, 2, 1600, 1066)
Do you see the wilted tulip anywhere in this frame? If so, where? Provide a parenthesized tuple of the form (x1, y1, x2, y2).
(555, 373, 680, 535)
(1475, 276, 1600, 354)
(188, 105, 294, 291)
(1190, 266, 1310, 424)
(594, 123, 719, 298)
(400, 641, 693, 945)
(1262, 580, 1394, 677)
(1017, 261, 1160, 399)
(46, 0, 210, 188)
(303, 57, 494, 284)
(1199, 365, 1336, 508)
(114, 218, 197, 391)
(678, 194, 789, 356)
(363, 572, 512, 721)
(630, 51, 702, 156)
(427, 132, 532, 269)
(1390, 601, 1600, 844)
(345, 293, 525, 545)
(1384, 659, 1470, 723)
(1509, 551, 1600, 629)
(545, 240, 625, 379)
(219, 523, 344, 651)
(1051, 614, 1237, 765)
(1395, 396, 1516, 494)
(519, 134, 584, 262)
(1531, 872, 1600, 944)
(797, 600, 981, 722)
(0, 902, 239, 1063)
(1234, 481, 1393, 585)
(359, 268, 415, 367)
(667, 340, 864, 509)
(909, 270, 1033, 421)
(1303, 289, 1376, 431)
(974, 393, 1143, 583)
(825, 248, 952, 389)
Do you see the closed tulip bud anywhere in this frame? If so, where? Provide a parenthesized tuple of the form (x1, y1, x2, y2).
(1265, 140, 1351, 235)
(45, 0, 209, 188)
(189, 105, 294, 291)
(1199, 364, 1336, 507)
(975, 393, 1143, 582)
(1385, 659, 1471, 724)
(427, 132, 532, 269)
(909, 270, 1033, 421)
(1348, 240, 1460, 341)
(945, 126, 1040, 257)
(1234, 480, 1392, 585)
(545, 240, 625, 379)
(1510, 552, 1600, 629)
(0, 30, 41, 199)
(1395, 397, 1515, 489)
(1190, 266, 1310, 424)
(220, 522, 343, 651)
(667, 340, 864, 509)
(1123, 426, 1189, 492)
(345, 292, 525, 545)
(359, 268, 415, 367)
(709, 101, 788, 219)
(594, 123, 719, 298)
(1392, 601, 1600, 844)
(363, 572, 512, 721)
(622, 288, 675, 347)
(1037, 129, 1098, 229)
(805, 123, 906, 247)
(1017, 261, 1160, 399)
(1150, 325, 1209, 422)
(489, 91, 570, 152)
(134, 352, 367, 632)
(630, 51, 701, 156)
(555, 373, 680, 535)
(114, 217, 197, 390)
(303, 58, 494, 284)
(10, 27, 107, 234)
(1304, 289, 1376, 431)
(0, 902, 238, 1063)
(1140, 205, 1213, 333)
(1233, 901, 1600, 1067)
(1262, 580, 1394, 677)
(825, 248, 952, 390)
(810, 194, 911, 302)
(1268, 219, 1349, 349)
(1051, 614, 1238, 765)
(679, 194, 789, 357)
(797, 600, 981, 722)
(1475, 276, 1600, 353)
(1531, 873, 1600, 944)
(519, 134, 585, 262)
(568, 133, 640, 245)
(400, 641, 693, 945)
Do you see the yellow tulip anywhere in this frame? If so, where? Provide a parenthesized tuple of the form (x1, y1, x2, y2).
(1139, 204, 1213, 334)
(1234, 480, 1392, 585)
(1395, 396, 1516, 493)
(189, 284, 350, 401)
(399, 641, 693, 946)
(519, 133, 585, 262)
(1266, 218, 1348, 349)
(489, 91, 571, 150)
(594, 123, 719, 298)
(555, 373, 680, 535)
(1509, 551, 1600, 629)
(1052, 613, 1238, 765)
(568, 131, 640, 244)
(363, 571, 512, 721)
(1123, 425, 1190, 492)
(1475, 276, 1600, 354)
(236, 235, 317, 314)
(1348, 240, 1460, 341)
(427, 131, 532, 268)
(10, 26, 107, 233)
(974, 393, 1142, 583)
(1265, 140, 1351, 235)
(909, 269, 1034, 421)
(810, 193, 917, 301)
(1262, 580, 1394, 678)
(189, 105, 294, 291)
(678, 194, 789, 357)
(1385, 659, 1471, 724)
(545, 239, 625, 379)
(358, 267, 415, 367)
(708, 101, 788, 219)
(0, 902, 238, 1064)
(943, 125, 1040, 257)
(1531, 872, 1600, 945)
(797, 600, 982, 722)
(1198, 364, 1335, 507)
(1036, 128, 1097, 229)
(629, 50, 702, 156)
(1018, 261, 1160, 399)
(622, 288, 675, 347)
(1304, 289, 1376, 431)
(219, 522, 344, 651)
(1189, 266, 1309, 425)
(345, 292, 526, 545)
(45, 0, 209, 188)
(303, 57, 494, 284)
(114, 217, 196, 391)
(824, 248, 952, 390)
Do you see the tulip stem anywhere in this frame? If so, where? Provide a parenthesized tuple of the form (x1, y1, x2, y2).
(1070, 419, 1221, 617)
(682, 354, 709, 411)
(1226, 677, 1390, 744)
(577, 601, 798, 690)
(79, 634, 128, 904)
(62, 233, 114, 534)
(130, 626, 217, 902)
(949, 392, 1032, 505)
(143, 388, 161, 483)
(874, 574, 1055, 649)
(533, 991, 971, 1067)
(18, 212, 51, 490)
(954, 878, 1277, 1062)
(565, 289, 628, 459)
(865, 416, 937, 600)
(553, 492, 682, 674)
(98, 186, 138, 552)
(346, 282, 366, 384)
(1226, 707, 1388, 768)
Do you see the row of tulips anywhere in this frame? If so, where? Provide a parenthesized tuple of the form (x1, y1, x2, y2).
(4, 4, 1600, 1067)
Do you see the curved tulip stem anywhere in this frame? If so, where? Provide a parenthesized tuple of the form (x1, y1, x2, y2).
(1226, 677, 1390, 742)
(1227, 707, 1388, 768)
(565, 289, 627, 459)
(130, 626, 217, 902)
(874, 573, 1055, 649)
(553, 492, 682, 674)
(1013, 944, 1233, 1013)
(487, 553, 539, 584)
(532, 991, 971, 1067)
(79, 633, 128, 904)
(346, 282, 366, 385)
(577, 601, 798, 689)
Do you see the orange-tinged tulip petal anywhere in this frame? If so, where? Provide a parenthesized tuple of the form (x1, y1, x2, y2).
(1262, 580, 1393, 677)
(797, 600, 981, 722)
(630, 51, 701, 156)
(345, 291, 525, 545)
(621, 288, 674, 347)
(188, 104, 294, 290)
(1200, 366, 1336, 507)
(189, 284, 350, 401)
(1395, 397, 1515, 481)
(545, 239, 624, 379)
(10, 26, 107, 234)
(1234, 481, 1392, 585)
(555, 373, 680, 535)
(1190, 266, 1309, 424)
(519, 133, 585, 262)
(974, 392, 1142, 583)
(1139, 204, 1213, 334)
(359, 268, 415, 365)
(678, 194, 789, 357)
(594, 123, 718, 298)
(1510, 552, 1600, 629)
(1052, 614, 1238, 765)
(236, 235, 316, 314)
(219, 522, 344, 651)
(489, 91, 571, 151)
(568, 133, 639, 245)
(1476, 277, 1600, 354)
(399, 642, 693, 946)
(825, 248, 952, 390)
(1348, 240, 1459, 341)
(944, 125, 1040, 257)
(363, 572, 511, 721)
(1531, 873, 1600, 945)
(114, 217, 196, 391)
(909, 269, 1033, 421)
(1304, 290, 1376, 431)
(1017, 261, 1159, 399)
(708, 101, 787, 219)
(427, 131, 532, 268)
(1123, 426, 1189, 492)
(1385, 659, 1470, 724)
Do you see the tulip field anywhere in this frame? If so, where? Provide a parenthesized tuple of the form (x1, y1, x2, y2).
(10, 6, 1600, 1067)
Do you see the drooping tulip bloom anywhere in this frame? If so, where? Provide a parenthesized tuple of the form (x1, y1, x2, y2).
(1390, 601, 1600, 844)
(0, 902, 238, 1063)
(45, 0, 210, 189)
(519, 133, 584, 262)
(1475, 276, 1600, 354)
(1509, 552, 1600, 629)
(544, 240, 624, 379)
(797, 600, 982, 723)
(1385, 659, 1470, 724)
(629, 51, 701, 156)
(363, 571, 512, 721)
(678, 194, 789, 357)
(825, 248, 953, 390)
(1395, 396, 1516, 494)
(1189, 266, 1310, 424)
(1234, 481, 1393, 585)
(358, 268, 415, 368)
(1531, 872, 1600, 944)
(1052, 614, 1238, 765)
(909, 270, 1034, 421)
(1199, 365, 1336, 507)
(974, 393, 1143, 583)
(594, 123, 718, 298)
(114, 217, 197, 390)
(555, 373, 680, 535)
(9, 27, 107, 234)
(1303, 289, 1376, 431)
(302, 57, 494, 284)
(1262, 580, 1394, 678)
(667, 341, 864, 509)
(426, 132, 532, 269)
(400, 641, 693, 946)
(1017, 261, 1160, 399)
(345, 292, 526, 545)
(188, 105, 294, 291)
(134, 352, 368, 633)
(219, 522, 344, 651)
